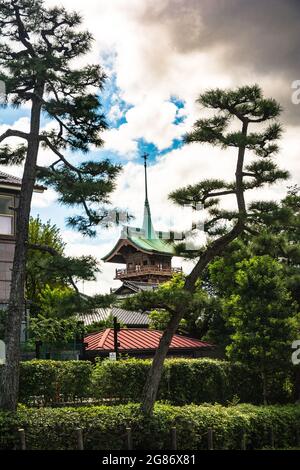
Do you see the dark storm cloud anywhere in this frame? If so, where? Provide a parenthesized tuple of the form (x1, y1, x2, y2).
(142, 0, 300, 124)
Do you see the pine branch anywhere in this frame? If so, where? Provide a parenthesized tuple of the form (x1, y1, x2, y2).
(0, 129, 29, 142)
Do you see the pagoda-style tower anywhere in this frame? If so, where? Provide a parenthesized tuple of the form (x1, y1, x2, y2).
(103, 155, 182, 288)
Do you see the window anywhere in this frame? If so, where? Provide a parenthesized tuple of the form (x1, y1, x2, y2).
(0, 195, 14, 235)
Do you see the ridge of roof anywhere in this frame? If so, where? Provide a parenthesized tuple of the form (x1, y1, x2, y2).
(98, 328, 112, 348)
(0, 170, 46, 191)
(84, 328, 213, 352)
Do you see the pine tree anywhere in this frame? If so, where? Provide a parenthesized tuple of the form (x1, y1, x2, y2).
(205, 187, 300, 349)
(138, 85, 289, 415)
(27, 216, 113, 317)
(225, 255, 299, 404)
(0, 0, 121, 410)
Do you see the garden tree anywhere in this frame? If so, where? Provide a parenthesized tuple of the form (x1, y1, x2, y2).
(84, 315, 126, 334)
(126, 274, 216, 337)
(27, 216, 113, 317)
(224, 255, 299, 404)
(205, 188, 300, 347)
(0, 0, 121, 410)
(249, 186, 300, 304)
(125, 85, 289, 415)
(27, 216, 64, 313)
(36, 285, 114, 319)
(147, 288, 220, 338)
(28, 314, 84, 347)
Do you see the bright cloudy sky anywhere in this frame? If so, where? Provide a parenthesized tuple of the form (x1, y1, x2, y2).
(1, 0, 300, 294)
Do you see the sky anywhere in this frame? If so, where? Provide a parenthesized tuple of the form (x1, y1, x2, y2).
(0, 0, 300, 295)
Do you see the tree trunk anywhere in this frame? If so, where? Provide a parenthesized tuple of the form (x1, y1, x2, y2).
(141, 121, 249, 416)
(141, 221, 244, 415)
(0, 84, 44, 411)
(141, 310, 184, 415)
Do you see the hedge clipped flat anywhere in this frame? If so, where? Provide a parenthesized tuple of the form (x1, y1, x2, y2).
(18, 358, 296, 406)
(1, 403, 300, 450)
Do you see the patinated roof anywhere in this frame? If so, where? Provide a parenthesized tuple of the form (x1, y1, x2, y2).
(102, 235, 175, 263)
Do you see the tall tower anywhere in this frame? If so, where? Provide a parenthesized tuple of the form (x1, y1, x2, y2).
(102, 155, 181, 291)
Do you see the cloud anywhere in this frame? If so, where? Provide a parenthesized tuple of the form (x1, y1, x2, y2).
(103, 98, 185, 156)
(3, 0, 299, 295)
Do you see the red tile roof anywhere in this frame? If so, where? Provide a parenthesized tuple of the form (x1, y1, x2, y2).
(84, 328, 212, 352)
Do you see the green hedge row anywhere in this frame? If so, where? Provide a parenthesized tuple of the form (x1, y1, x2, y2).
(1, 403, 300, 450)
(17, 358, 295, 406)
(19, 360, 93, 404)
(91, 358, 294, 405)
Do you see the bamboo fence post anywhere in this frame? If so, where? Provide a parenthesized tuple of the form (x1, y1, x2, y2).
(18, 429, 26, 451)
(76, 428, 84, 450)
(171, 427, 177, 450)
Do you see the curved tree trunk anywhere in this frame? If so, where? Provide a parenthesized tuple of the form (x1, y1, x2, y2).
(141, 120, 248, 416)
(0, 84, 44, 411)
(141, 222, 244, 415)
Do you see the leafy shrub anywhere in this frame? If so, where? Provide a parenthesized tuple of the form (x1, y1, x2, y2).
(19, 360, 93, 405)
(91, 358, 294, 405)
(18, 358, 295, 406)
(1, 403, 300, 450)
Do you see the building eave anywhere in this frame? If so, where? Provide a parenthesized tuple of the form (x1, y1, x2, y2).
(102, 236, 174, 263)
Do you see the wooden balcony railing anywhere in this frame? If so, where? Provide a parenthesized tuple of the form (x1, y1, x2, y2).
(115, 266, 182, 280)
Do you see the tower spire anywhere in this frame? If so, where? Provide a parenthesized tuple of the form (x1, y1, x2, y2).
(142, 154, 156, 240)
(143, 153, 149, 203)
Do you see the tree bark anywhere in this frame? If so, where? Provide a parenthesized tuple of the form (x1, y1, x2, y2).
(140, 224, 243, 415)
(141, 120, 249, 416)
(0, 83, 44, 411)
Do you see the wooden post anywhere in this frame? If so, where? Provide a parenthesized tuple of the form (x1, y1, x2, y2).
(296, 429, 300, 448)
(241, 431, 247, 450)
(76, 428, 84, 450)
(18, 429, 26, 450)
(208, 428, 213, 450)
(126, 427, 133, 450)
(113, 317, 120, 360)
(171, 427, 177, 450)
(269, 426, 275, 449)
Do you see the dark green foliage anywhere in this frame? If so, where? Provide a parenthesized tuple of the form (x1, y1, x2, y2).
(0, 308, 5, 339)
(27, 217, 114, 318)
(91, 358, 293, 405)
(1, 402, 300, 450)
(19, 360, 93, 405)
(84, 314, 125, 334)
(0, 0, 122, 236)
(170, 85, 288, 241)
(15, 358, 297, 408)
(28, 315, 84, 345)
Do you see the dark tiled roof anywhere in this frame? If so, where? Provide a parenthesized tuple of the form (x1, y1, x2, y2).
(85, 328, 213, 352)
(114, 280, 158, 295)
(0, 170, 45, 191)
(79, 307, 150, 327)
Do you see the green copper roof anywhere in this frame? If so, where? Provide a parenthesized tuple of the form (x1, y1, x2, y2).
(129, 235, 175, 255)
(102, 234, 175, 262)
(102, 154, 176, 263)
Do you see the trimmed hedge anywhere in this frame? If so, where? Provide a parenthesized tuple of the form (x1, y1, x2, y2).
(17, 358, 295, 406)
(1, 403, 300, 450)
(91, 358, 294, 405)
(19, 360, 93, 405)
